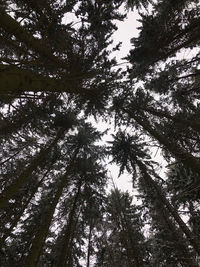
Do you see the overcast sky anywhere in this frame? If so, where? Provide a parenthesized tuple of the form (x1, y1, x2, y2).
(99, 10, 142, 194)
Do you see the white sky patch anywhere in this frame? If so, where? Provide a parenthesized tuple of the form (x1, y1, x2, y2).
(112, 10, 141, 60)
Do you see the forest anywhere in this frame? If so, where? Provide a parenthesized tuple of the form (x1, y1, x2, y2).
(0, 0, 200, 266)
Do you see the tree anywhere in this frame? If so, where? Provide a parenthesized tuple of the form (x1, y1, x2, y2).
(0, 0, 124, 104)
(1, 0, 200, 265)
(109, 131, 200, 265)
(127, 0, 200, 78)
(105, 189, 148, 267)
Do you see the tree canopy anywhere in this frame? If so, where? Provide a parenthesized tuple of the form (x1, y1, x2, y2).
(0, 0, 200, 266)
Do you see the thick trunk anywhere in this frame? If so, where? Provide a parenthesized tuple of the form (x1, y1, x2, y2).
(0, 65, 77, 95)
(0, 64, 97, 98)
(0, 10, 66, 67)
(57, 182, 82, 267)
(136, 160, 200, 256)
(126, 110, 200, 176)
(0, 130, 64, 209)
(22, 148, 78, 267)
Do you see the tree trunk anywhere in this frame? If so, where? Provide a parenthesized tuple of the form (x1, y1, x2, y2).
(0, 10, 66, 67)
(112, 189, 144, 267)
(126, 109, 200, 176)
(120, 231, 137, 267)
(0, 169, 50, 246)
(21, 148, 79, 267)
(155, 196, 198, 267)
(86, 220, 93, 267)
(142, 106, 200, 134)
(0, 64, 77, 95)
(0, 129, 64, 209)
(57, 181, 82, 267)
(122, 219, 144, 267)
(0, 64, 97, 98)
(136, 159, 200, 257)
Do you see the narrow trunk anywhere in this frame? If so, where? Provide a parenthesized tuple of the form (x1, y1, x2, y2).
(0, 130, 64, 209)
(86, 220, 93, 267)
(123, 218, 144, 267)
(104, 237, 118, 267)
(113, 191, 144, 267)
(0, 150, 21, 166)
(156, 197, 198, 267)
(66, 208, 82, 267)
(0, 169, 49, 246)
(57, 182, 82, 267)
(142, 106, 200, 134)
(120, 231, 137, 267)
(22, 148, 79, 267)
(126, 109, 200, 176)
(136, 160, 200, 256)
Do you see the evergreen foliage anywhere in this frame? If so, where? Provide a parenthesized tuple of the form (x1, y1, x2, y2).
(0, 0, 200, 266)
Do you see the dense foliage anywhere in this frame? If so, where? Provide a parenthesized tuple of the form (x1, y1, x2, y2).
(0, 0, 200, 266)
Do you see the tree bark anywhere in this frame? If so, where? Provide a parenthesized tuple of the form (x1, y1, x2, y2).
(155, 196, 198, 267)
(0, 10, 67, 68)
(136, 160, 200, 257)
(0, 65, 78, 95)
(0, 169, 50, 246)
(112, 190, 144, 267)
(141, 106, 200, 134)
(57, 181, 82, 267)
(86, 220, 93, 267)
(22, 147, 79, 267)
(0, 64, 98, 98)
(126, 109, 200, 177)
(0, 129, 64, 209)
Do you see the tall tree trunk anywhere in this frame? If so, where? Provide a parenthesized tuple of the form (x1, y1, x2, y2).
(126, 109, 200, 176)
(0, 64, 95, 98)
(136, 159, 200, 257)
(112, 189, 144, 267)
(66, 207, 82, 267)
(0, 64, 77, 95)
(141, 106, 200, 134)
(0, 10, 66, 67)
(103, 233, 118, 267)
(120, 231, 137, 267)
(154, 196, 198, 267)
(22, 148, 79, 267)
(57, 181, 82, 267)
(122, 218, 144, 267)
(0, 169, 50, 246)
(0, 129, 64, 209)
(86, 219, 93, 267)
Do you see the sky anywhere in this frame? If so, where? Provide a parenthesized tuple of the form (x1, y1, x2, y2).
(112, 9, 140, 62)
(95, 10, 142, 194)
